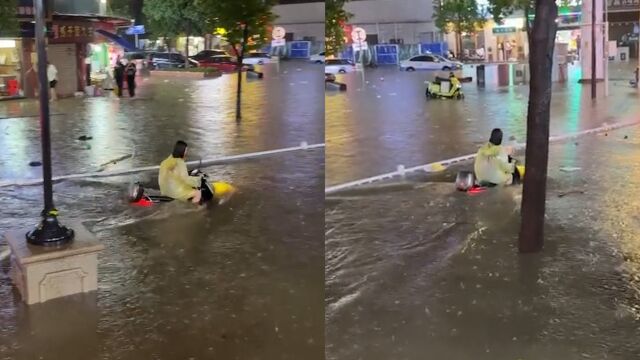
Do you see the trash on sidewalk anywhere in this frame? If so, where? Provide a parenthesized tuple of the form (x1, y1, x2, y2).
(28, 161, 42, 167)
(559, 166, 581, 172)
(558, 190, 586, 198)
(78, 135, 93, 141)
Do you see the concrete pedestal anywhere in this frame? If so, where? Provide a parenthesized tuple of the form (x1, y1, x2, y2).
(4, 222, 104, 305)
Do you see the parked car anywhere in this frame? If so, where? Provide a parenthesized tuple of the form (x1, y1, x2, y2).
(123, 51, 154, 71)
(310, 52, 325, 64)
(242, 52, 271, 65)
(196, 55, 253, 73)
(149, 52, 192, 69)
(189, 49, 229, 62)
(399, 54, 462, 71)
(325, 58, 355, 74)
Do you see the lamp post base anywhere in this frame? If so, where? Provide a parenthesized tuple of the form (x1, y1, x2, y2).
(26, 211, 74, 246)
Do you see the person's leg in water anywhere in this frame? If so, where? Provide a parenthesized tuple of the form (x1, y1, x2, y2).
(115, 77, 123, 97)
(508, 156, 522, 185)
(190, 189, 202, 204)
(127, 75, 135, 97)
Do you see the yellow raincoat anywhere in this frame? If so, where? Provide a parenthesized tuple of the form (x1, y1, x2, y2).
(473, 143, 514, 185)
(158, 155, 201, 201)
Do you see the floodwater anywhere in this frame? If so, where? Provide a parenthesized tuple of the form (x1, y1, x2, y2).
(326, 62, 640, 186)
(0, 61, 325, 359)
(326, 126, 640, 360)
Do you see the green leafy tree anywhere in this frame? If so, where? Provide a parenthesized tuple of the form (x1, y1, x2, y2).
(203, 0, 277, 121)
(107, 0, 133, 18)
(0, 0, 18, 37)
(325, 0, 351, 58)
(143, 0, 209, 65)
(433, 0, 486, 58)
(488, 0, 558, 253)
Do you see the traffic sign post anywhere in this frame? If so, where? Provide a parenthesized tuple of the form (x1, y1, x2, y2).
(271, 26, 286, 61)
(351, 27, 368, 68)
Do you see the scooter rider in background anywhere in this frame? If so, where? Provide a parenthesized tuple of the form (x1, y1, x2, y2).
(474, 128, 521, 186)
(159, 140, 203, 204)
(447, 72, 461, 96)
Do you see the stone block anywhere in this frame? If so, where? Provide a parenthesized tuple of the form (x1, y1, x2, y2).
(4, 222, 104, 305)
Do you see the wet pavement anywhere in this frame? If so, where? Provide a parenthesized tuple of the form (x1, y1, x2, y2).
(0, 61, 324, 359)
(326, 62, 640, 186)
(326, 126, 640, 360)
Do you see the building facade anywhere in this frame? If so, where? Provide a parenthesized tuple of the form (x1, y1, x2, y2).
(273, 0, 324, 43)
(345, 0, 440, 45)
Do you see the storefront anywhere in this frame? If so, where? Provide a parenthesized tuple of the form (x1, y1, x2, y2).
(0, 39, 24, 100)
(483, 17, 528, 62)
(44, 15, 131, 97)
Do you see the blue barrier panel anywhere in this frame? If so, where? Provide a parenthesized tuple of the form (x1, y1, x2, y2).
(289, 41, 311, 58)
(374, 44, 399, 65)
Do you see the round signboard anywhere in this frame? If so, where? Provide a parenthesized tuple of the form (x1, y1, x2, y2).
(351, 27, 367, 43)
(272, 26, 286, 40)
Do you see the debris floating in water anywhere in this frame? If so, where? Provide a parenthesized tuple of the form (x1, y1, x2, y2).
(78, 135, 93, 141)
(29, 161, 42, 167)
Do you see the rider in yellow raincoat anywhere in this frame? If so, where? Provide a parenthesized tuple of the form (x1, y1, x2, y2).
(474, 128, 516, 186)
(159, 141, 202, 203)
(447, 72, 460, 96)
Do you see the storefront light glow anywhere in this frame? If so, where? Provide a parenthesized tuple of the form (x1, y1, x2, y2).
(0, 40, 16, 48)
(502, 18, 524, 28)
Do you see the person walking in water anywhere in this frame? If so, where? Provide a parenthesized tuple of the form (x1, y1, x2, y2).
(113, 57, 125, 97)
(125, 60, 137, 97)
(47, 61, 58, 101)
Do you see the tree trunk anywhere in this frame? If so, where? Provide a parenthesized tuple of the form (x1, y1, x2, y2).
(236, 24, 249, 122)
(184, 23, 191, 69)
(519, 0, 558, 253)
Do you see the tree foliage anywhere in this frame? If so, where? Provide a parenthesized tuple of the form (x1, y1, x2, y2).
(0, 0, 18, 37)
(434, 0, 486, 35)
(325, 0, 351, 57)
(203, 0, 277, 57)
(433, 0, 486, 55)
(107, 0, 133, 18)
(143, 0, 209, 39)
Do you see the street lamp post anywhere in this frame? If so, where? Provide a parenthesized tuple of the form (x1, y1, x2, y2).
(25, 0, 74, 246)
(591, 0, 597, 99)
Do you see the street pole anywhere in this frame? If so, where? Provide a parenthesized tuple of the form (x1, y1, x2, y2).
(235, 23, 248, 122)
(591, 0, 597, 99)
(26, 0, 74, 246)
(604, 0, 609, 97)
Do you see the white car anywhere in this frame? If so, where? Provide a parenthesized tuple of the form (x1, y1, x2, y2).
(242, 52, 271, 65)
(325, 59, 355, 74)
(310, 52, 325, 64)
(400, 54, 463, 71)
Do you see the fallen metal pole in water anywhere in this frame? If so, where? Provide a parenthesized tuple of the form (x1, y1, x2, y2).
(325, 119, 640, 195)
(0, 142, 324, 188)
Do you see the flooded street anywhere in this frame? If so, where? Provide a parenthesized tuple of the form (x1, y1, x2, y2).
(0, 61, 324, 359)
(326, 83, 640, 359)
(326, 63, 640, 186)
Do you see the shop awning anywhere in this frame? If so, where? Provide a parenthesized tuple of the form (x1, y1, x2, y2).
(95, 29, 137, 51)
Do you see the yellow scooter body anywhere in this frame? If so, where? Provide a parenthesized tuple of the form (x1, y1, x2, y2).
(212, 181, 237, 204)
(516, 165, 525, 178)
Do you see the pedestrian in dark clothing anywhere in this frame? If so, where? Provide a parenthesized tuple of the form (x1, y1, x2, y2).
(114, 59, 125, 97)
(125, 61, 137, 97)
